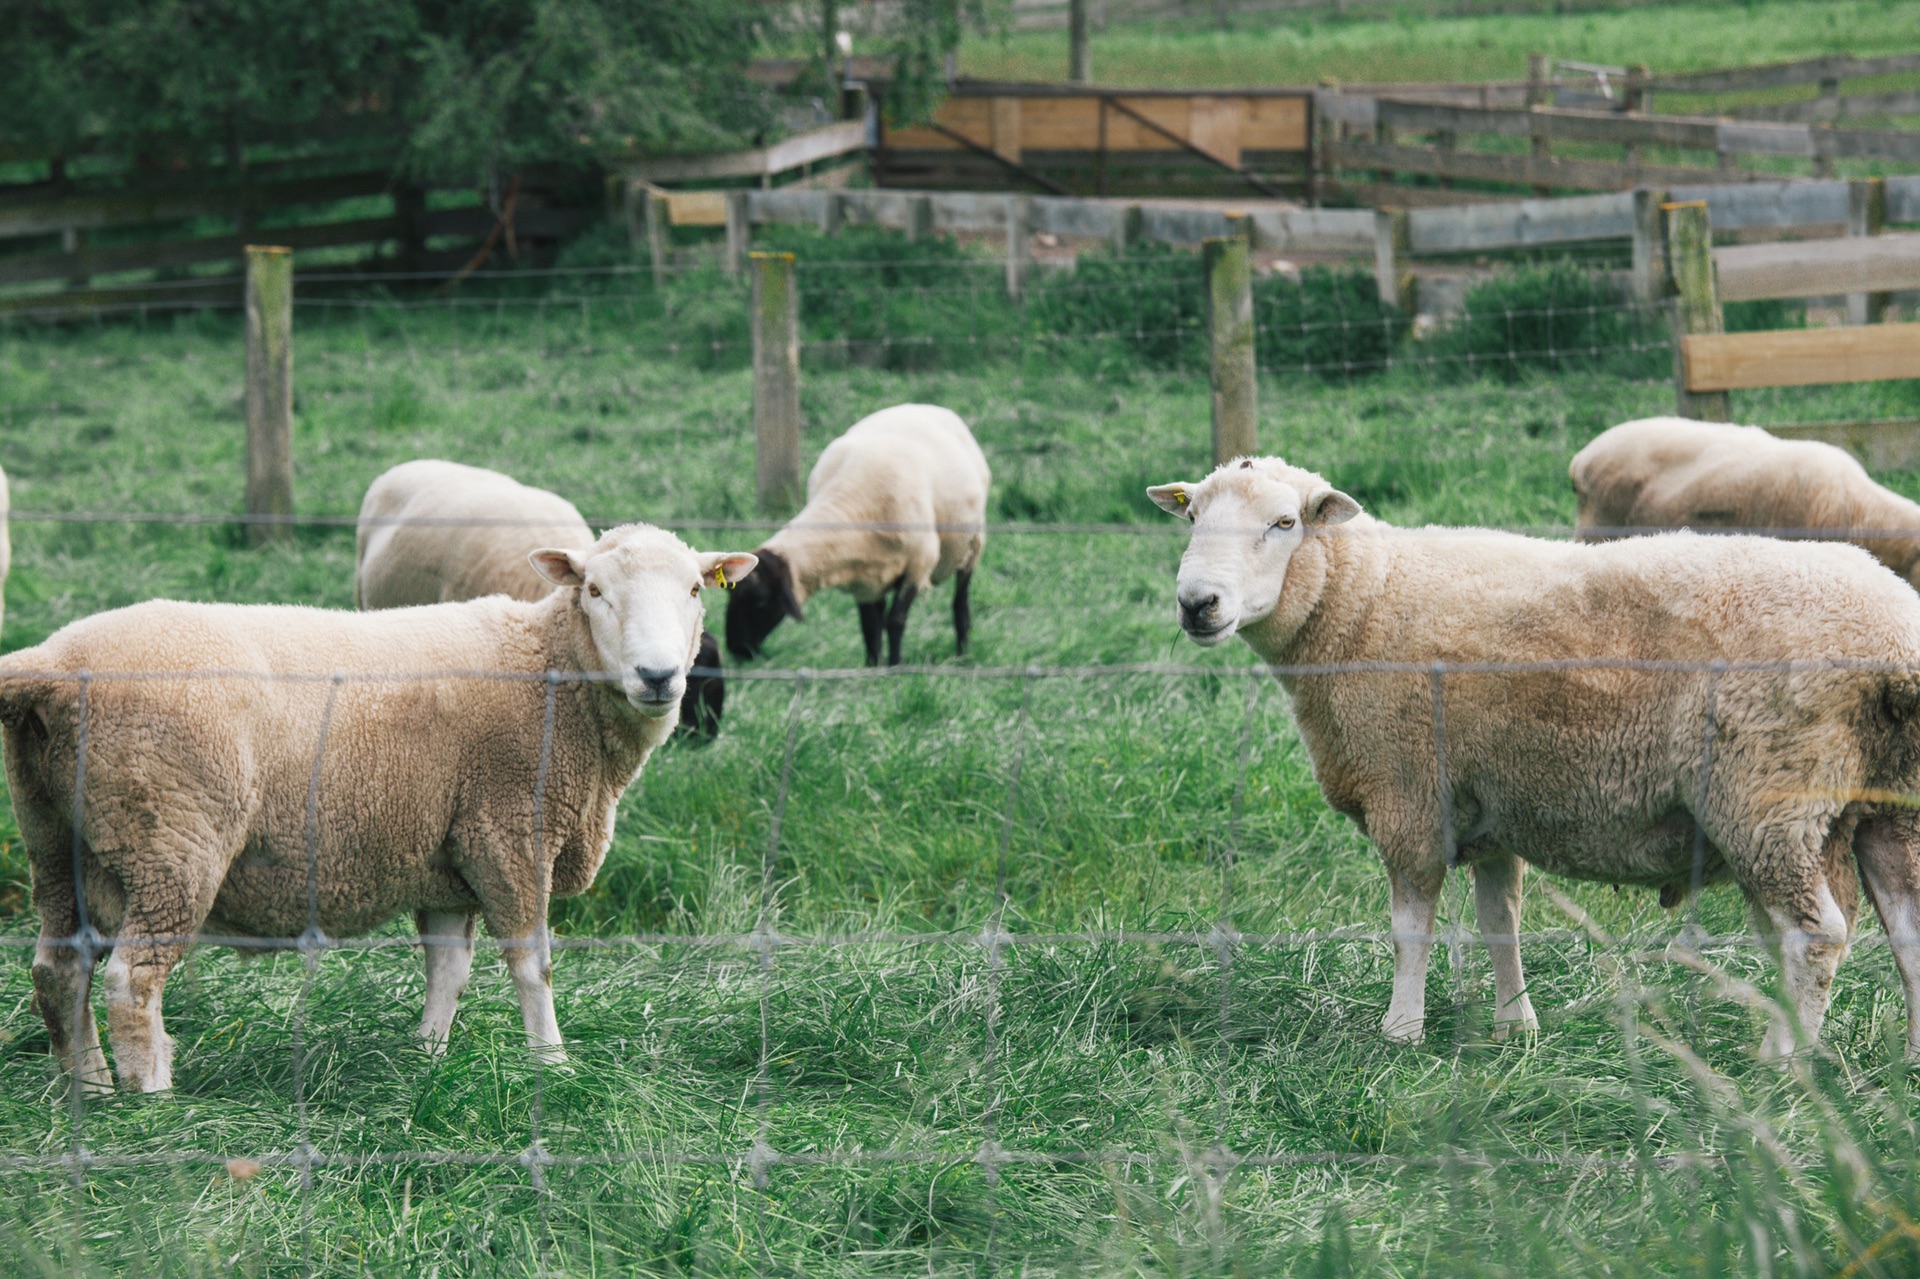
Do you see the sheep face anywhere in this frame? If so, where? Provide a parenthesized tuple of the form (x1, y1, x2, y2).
(724, 547, 803, 661)
(1148, 458, 1360, 646)
(530, 525, 757, 719)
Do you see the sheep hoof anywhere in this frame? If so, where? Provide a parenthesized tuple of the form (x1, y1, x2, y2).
(1757, 1025, 1801, 1063)
(530, 1044, 573, 1073)
(1381, 1016, 1426, 1046)
(1491, 1015, 1539, 1043)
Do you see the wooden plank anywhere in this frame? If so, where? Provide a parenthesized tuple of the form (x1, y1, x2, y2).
(1734, 90, 1920, 123)
(0, 215, 404, 286)
(1408, 190, 1634, 253)
(0, 171, 394, 239)
(1890, 177, 1920, 225)
(1244, 96, 1309, 151)
(1769, 419, 1920, 471)
(1717, 120, 1814, 158)
(1248, 207, 1376, 253)
(666, 190, 728, 226)
(1669, 179, 1848, 229)
(1714, 233, 1920, 302)
(1649, 52, 1920, 94)
(1682, 324, 1920, 391)
(1823, 127, 1920, 164)
(1189, 97, 1245, 169)
(991, 98, 1022, 163)
(1326, 138, 1735, 193)
(629, 120, 867, 182)
(1019, 97, 1103, 150)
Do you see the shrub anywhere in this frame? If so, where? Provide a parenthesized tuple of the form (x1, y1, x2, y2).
(1255, 266, 1404, 379)
(1419, 259, 1666, 382)
(1025, 242, 1208, 377)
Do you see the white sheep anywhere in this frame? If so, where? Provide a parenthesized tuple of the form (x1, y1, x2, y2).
(1150, 456, 1920, 1058)
(1571, 417, 1920, 585)
(0, 524, 757, 1092)
(356, 459, 725, 736)
(725, 404, 990, 666)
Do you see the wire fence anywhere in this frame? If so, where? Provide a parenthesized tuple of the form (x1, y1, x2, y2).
(3, 245, 1920, 1273)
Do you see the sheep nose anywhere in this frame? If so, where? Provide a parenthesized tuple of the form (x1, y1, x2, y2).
(1178, 590, 1220, 622)
(634, 666, 678, 695)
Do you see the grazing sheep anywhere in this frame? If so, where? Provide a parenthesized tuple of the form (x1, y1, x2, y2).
(1572, 417, 1920, 586)
(356, 459, 725, 738)
(1150, 456, 1920, 1058)
(726, 404, 990, 666)
(0, 525, 757, 1092)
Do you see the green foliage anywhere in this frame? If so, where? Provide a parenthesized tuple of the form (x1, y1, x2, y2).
(1025, 242, 1207, 376)
(0, 0, 771, 182)
(1255, 265, 1405, 378)
(1725, 296, 1808, 332)
(1420, 259, 1668, 382)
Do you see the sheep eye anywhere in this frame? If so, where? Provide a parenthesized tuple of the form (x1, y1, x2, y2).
(689, 585, 700, 598)
(1273, 515, 1296, 531)
(587, 583, 601, 598)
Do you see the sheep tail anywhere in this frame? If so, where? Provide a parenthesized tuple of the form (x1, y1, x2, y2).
(0, 648, 55, 732)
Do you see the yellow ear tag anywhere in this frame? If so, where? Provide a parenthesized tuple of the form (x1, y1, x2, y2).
(1175, 491, 1188, 506)
(714, 565, 732, 590)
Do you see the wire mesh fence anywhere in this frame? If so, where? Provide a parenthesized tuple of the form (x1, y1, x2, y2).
(5, 240, 1920, 1274)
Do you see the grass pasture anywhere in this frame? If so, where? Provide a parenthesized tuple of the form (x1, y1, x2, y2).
(5, 249, 1920, 1275)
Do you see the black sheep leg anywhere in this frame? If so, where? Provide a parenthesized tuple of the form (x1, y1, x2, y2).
(951, 568, 973, 657)
(858, 601, 885, 667)
(885, 581, 919, 666)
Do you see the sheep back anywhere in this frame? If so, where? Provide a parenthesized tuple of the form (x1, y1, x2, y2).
(0, 593, 659, 942)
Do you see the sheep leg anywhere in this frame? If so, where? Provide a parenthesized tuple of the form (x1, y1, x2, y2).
(885, 581, 919, 667)
(101, 926, 189, 1094)
(952, 568, 973, 657)
(1383, 867, 1442, 1045)
(416, 909, 477, 1053)
(1747, 870, 1852, 1062)
(1853, 815, 1920, 1059)
(1472, 854, 1537, 1038)
(499, 927, 567, 1067)
(30, 881, 110, 1094)
(858, 602, 885, 667)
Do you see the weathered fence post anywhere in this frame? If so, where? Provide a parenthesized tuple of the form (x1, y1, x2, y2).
(1069, 0, 1091, 83)
(1629, 186, 1670, 304)
(244, 245, 295, 547)
(906, 194, 934, 243)
(642, 187, 670, 289)
(1848, 177, 1887, 326)
(1004, 195, 1031, 301)
(1204, 225, 1257, 465)
(751, 252, 803, 517)
(725, 191, 752, 278)
(1372, 208, 1410, 311)
(819, 192, 844, 237)
(1112, 204, 1143, 253)
(1527, 53, 1554, 196)
(1622, 65, 1650, 172)
(1663, 201, 1729, 422)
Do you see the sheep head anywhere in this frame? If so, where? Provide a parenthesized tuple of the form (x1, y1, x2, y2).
(1147, 457, 1360, 647)
(530, 524, 756, 719)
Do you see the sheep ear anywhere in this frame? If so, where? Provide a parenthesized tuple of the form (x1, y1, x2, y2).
(1308, 488, 1362, 526)
(529, 548, 586, 587)
(698, 552, 759, 591)
(1146, 483, 1197, 519)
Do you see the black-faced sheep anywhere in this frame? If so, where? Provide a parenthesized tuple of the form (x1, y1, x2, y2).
(1151, 456, 1920, 1058)
(725, 404, 990, 667)
(0, 525, 757, 1092)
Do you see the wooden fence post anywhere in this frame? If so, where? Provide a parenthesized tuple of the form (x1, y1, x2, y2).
(1663, 201, 1729, 422)
(726, 191, 752, 278)
(1113, 204, 1143, 253)
(1527, 53, 1554, 196)
(819, 192, 844, 237)
(1623, 65, 1649, 172)
(244, 245, 295, 547)
(1204, 227, 1257, 465)
(1005, 195, 1031, 301)
(751, 252, 803, 517)
(1372, 208, 1410, 311)
(1069, 0, 1091, 83)
(906, 194, 934, 243)
(1629, 187, 1670, 304)
(642, 187, 670, 289)
(1848, 177, 1887, 326)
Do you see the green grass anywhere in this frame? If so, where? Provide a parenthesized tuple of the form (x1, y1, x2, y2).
(960, 0, 1920, 95)
(6, 262, 1920, 1275)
